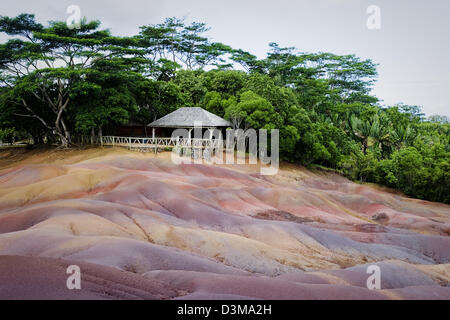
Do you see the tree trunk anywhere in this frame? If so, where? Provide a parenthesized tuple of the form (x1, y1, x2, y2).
(59, 133, 69, 148)
(54, 118, 70, 148)
(60, 117, 71, 146)
(362, 140, 367, 155)
(98, 127, 103, 146)
(91, 128, 95, 144)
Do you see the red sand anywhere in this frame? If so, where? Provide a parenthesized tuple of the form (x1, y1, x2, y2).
(0, 147, 449, 299)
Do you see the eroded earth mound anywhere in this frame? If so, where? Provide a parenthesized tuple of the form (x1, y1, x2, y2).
(0, 147, 449, 299)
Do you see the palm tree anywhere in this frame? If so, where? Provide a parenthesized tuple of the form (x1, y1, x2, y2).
(350, 114, 390, 154)
(390, 125, 415, 150)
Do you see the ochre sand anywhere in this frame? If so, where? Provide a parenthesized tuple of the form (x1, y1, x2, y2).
(0, 147, 449, 299)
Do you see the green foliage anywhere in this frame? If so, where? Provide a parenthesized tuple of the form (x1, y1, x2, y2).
(202, 91, 224, 117)
(235, 91, 283, 130)
(0, 13, 146, 146)
(132, 79, 184, 126)
(0, 13, 448, 203)
(0, 127, 16, 144)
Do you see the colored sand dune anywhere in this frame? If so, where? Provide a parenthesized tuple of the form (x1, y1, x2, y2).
(0, 148, 449, 300)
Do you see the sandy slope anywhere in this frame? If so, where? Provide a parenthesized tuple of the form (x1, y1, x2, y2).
(0, 147, 449, 300)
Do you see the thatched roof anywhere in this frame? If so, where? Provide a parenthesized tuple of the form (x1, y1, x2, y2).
(148, 107, 231, 128)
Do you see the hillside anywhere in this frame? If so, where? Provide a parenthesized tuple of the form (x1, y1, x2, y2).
(0, 147, 449, 299)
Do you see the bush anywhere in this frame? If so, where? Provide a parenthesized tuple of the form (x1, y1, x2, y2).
(0, 128, 16, 144)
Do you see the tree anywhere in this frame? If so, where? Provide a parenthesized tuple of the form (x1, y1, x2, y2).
(203, 70, 246, 98)
(0, 14, 144, 147)
(235, 90, 282, 130)
(350, 113, 390, 156)
(202, 91, 225, 117)
(0, 14, 448, 204)
(428, 114, 449, 124)
(230, 49, 261, 73)
(138, 18, 231, 72)
(172, 70, 207, 106)
(392, 147, 428, 197)
(224, 98, 245, 129)
(243, 73, 297, 121)
(0, 127, 16, 144)
(133, 78, 184, 126)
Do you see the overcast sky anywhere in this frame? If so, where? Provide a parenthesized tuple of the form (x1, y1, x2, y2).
(1, 0, 449, 116)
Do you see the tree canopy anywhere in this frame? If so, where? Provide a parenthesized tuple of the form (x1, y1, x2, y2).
(1, 13, 448, 204)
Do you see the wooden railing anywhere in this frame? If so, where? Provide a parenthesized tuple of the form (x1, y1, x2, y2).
(76, 135, 226, 151)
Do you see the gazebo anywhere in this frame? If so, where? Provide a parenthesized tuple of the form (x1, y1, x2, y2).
(148, 107, 231, 139)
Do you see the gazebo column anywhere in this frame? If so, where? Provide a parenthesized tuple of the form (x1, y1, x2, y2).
(205, 128, 215, 162)
(152, 128, 155, 139)
(188, 128, 194, 159)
